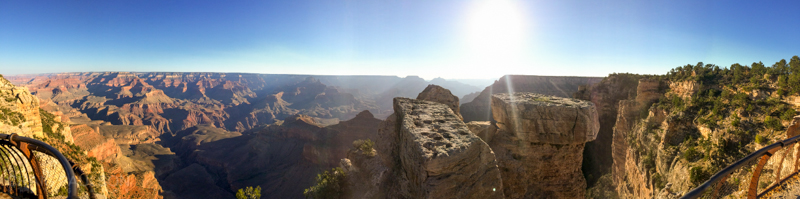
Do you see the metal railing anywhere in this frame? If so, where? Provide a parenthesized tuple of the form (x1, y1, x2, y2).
(682, 134, 800, 199)
(0, 133, 96, 199)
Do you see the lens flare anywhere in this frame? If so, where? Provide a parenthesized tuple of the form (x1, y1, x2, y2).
(462, 0, 529, 72)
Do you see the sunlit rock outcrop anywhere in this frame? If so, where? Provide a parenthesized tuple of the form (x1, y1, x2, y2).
(488, 92, 599, 198)
(343, 92, 503, 198)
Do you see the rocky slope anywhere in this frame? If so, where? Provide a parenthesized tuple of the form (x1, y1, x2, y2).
(460, 75, 602, 122)
(599, 58, 800, 198)
(0, 74, 111, 198)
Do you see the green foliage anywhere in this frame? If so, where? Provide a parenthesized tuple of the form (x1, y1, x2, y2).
(652, 172, 666, 190)
(642, 151, 656, 172)
(764, 116, 782, 131)
(236, 186, 262, 199)
(533, 96, 551, 102)
(353, 139, 375, 157)
(39, 108, 65, 139)
(781, 108, 796, 121)
(731, 115, 741, 127)
(755, 134, 768, 145)
(689, 166, 710, 186)
(671, 95, 684, 111)
(683, 146, 703, 162)
(0, 107, 25, 126)
(304, 167, 346, 199)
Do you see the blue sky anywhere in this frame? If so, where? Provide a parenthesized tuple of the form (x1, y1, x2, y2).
(1, 0, 799, 79)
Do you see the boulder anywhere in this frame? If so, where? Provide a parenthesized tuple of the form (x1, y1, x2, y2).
(416, 84, 462, 120)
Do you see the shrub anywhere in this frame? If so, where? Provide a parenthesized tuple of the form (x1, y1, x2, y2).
(0, 107, 25, 126)
(755, 134, 768, 145)
(353, 139, 375, 157)
(671, 95, 684, 111)
(765, 116, 783, 130)
(689, 166, 710, 185)
(731, 115, 741, 127)
(642, 152, 656, 171)
(236, 186, 262, 199)
(683, 146, 702, 162)
(304, 167, 346, 199)
(781, 108, 797, 121)
(652, 172, 666, 190)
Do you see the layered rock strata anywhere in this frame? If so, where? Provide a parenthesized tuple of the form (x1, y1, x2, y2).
(489, 92, 599, 198)
(0, 76, 43, 138)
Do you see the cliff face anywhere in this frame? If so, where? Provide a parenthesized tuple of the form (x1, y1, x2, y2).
(0, 76, 43, 138)
(71, 124, 122, 162)
(608, 78, 678, 199)
(461, 75, 602, 122)
(573, 74, 657, 186)
(489, 92, 599, 198)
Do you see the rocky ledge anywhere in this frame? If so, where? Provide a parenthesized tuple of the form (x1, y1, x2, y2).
(489, 92, 599, 198)
(393, 97, 502, 198)
(491, 92, 599, 144)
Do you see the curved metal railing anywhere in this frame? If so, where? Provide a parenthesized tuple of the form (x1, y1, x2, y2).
(682, 134, 800, 199)
(0, 133, 96, 199)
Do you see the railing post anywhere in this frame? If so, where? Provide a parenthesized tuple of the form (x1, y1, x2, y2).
(748, 147, 781, 199)
(773, 143, 791, 187)
(711, 172, 731, 198)
(19, 142, 48, 199)
(795, 143, 800, 172)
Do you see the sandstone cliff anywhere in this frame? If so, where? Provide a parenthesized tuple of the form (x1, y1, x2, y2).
(0, 75, 43, 138)
(489, 92, 599, 198)
(573, 74, 658, 186)
(607, 62, 800, 198)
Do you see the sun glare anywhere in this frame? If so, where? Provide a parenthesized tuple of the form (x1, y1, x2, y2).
(462, 0, 529, 72)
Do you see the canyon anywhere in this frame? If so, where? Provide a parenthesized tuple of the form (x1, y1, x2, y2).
(12, 68, 786, 199)
(4, 72, 611, 198)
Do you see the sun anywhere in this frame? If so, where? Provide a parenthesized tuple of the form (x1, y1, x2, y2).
(462, 0, 529, 72)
